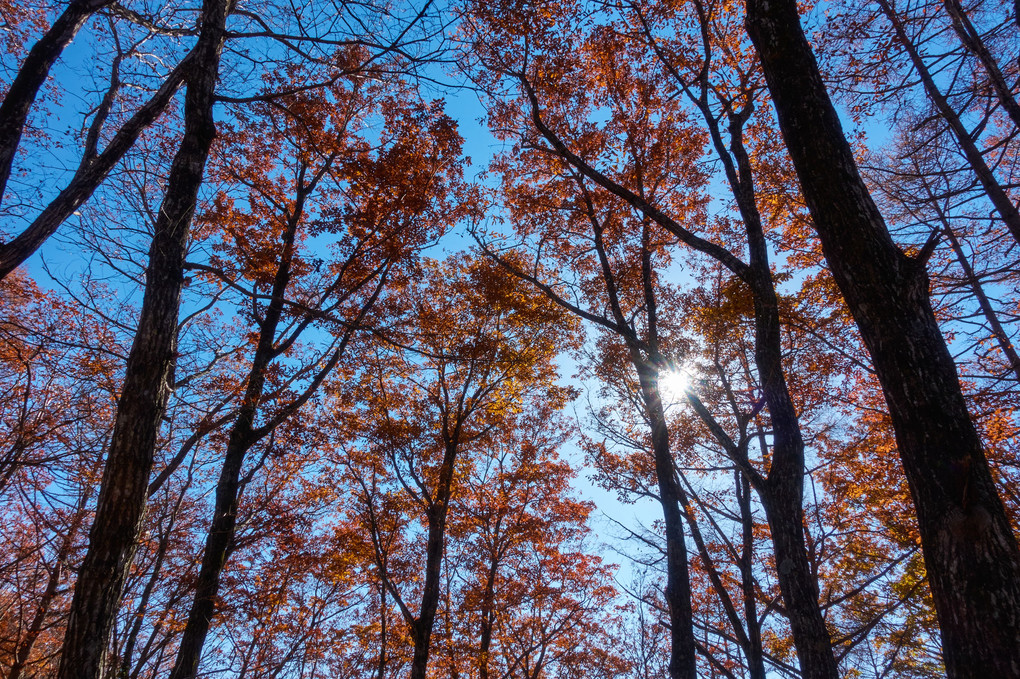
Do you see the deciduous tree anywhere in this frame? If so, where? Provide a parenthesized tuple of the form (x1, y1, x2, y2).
(744, 0, 1020, 673)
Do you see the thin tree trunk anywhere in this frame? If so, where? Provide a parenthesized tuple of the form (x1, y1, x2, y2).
(477, 560, 498, 679)
(747, 256, 839, 679)
(8, 554, 66, 679)
(169, 211, 299, 679)
(731, 114, 841, 679)
(876, 0, 1020, 246)
(0, 0, 111, 207)
(736, 471, 766, 679)
(376, 569, 388, 679)
(677, 473, 765, 679)
(409, 439, 460, 679)
(745, 1, 1020, 675)
(55, 0, 228, 675)
(627, 215, 697, 679)
(686, 66, 839, 675)
(166, 425, 253, 679)
(119, 471, 193, 678)
(632, 356, 698, 679)
(941, 0, 1020, 130)
(168, 159, 371, 676)
(521, 61, 833, 673)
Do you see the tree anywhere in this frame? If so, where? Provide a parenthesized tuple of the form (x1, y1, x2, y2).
(167, 66, 466, 678)
(1, 0, 1017, 676)
(343, 254, 574, 679)
(57, 0, 232, 674)
(464, 2, 845, 672)
(743, 0, 1020, 674)
(447, 403, 624, 679)
(0, 272, 122, 678)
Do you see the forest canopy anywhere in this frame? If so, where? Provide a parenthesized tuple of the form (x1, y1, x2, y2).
(0, 0, 1019, 677)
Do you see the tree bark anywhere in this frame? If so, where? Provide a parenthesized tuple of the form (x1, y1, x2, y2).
(747, 231, 840, 679)
(744, 1, 1020, 675)
(55, 0, 228, 675)
(670, 52, 839, 672)
(8, 554, 66, 679)
(677, 471, 765, 679)
(736, 471, 766, 679)
(722, 101, 841, 679)
(168, 188, 299, 679)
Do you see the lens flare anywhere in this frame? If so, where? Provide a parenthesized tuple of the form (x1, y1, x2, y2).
(657, 368, 690, 405)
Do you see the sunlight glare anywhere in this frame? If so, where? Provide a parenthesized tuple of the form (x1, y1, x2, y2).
(657, 368, 690, 406)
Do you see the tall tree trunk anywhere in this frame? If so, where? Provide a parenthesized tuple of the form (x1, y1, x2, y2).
(8, 554, 66, 679)
(632, 356, 698, 679)
(168, 158, 368, 676)
(684, 71, 839, 675)
(169, 212, 298, 679)
(409, 439, 460, 679)
(376, 569, 388, 679)
(678, 473, 765, 679)
(477, 560, 498, 679)
(744, 1, 1020, 675)
(727, 105, 840, 679)
(518, 65, 810, 679)
(55, 0, 228, 675)
(166, 422, 253, 679)
(736, 471, 766, 679)
(0, 0, 111, 208)
(118, 487, 188, 679)
(749, 261, 840, 679)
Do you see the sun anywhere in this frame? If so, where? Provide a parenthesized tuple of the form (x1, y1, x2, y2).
(657, 368, 690, 406)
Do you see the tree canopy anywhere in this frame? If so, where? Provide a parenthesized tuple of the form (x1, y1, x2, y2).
(1, 0, 1019, 676)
